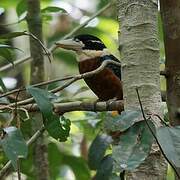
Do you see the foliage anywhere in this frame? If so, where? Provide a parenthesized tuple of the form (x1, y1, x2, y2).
(0, 0, 179, 180)
(27, 86, 71, 141)
(88, 134, 112, 170)
(0, 126, 28, 169)
(157, 126, 180, 167)
(112, 121, 155, 172)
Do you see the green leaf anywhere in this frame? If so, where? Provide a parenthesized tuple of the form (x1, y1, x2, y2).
(26, 86, 53, 118)
(0, 31, 26, 39)
(88, 134, 112, 170)
(41, 6, 66, 14)
(0, 44, 23, 65)
(157, 126, 180, 167)
(16, 0, 27, 18)
(46, 115, 71, 141)
(104, 110, 141, 132)
(0, 126, 28, 170)
(0, 77, 7, 92)
(41, 6, 66, 22)
(113, 121, 155, 171)
(95, 155, 114, 180)
(0, 48, 14, 65)
(27, 86, 71, 141)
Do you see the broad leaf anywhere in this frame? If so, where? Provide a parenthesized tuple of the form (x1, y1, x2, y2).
(41, 7, 66, 22)
(104, 110, 141, 132)
(0, 126, 28, 169)
(0, 43, 23, 66)
(0, 31, 26, 39)
(46, 115, 71, 141)
(95, 155, 114, 180)
(88, 134, 112, 170)
(16, 0, 27, 18)
(41, 6, 66, 14)
(26, 86, 53, 118)
(27, 86, 71, 141)
(0, 48, 14, 65)
(113, 121, 155, 171)
(157, 126, 180, 167)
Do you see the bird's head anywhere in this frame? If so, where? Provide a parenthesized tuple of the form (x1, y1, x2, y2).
(55, 34, 109, 61)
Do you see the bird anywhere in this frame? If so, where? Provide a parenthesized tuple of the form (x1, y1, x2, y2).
(55, 34, 123, 103)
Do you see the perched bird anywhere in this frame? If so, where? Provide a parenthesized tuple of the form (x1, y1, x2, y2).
(56, 34, 123, 102)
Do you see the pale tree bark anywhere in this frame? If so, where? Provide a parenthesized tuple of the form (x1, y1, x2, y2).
(26, 0, 50, 179)
(117, 0, 167, 179)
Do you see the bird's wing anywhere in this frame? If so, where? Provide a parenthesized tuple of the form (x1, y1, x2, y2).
(100, 55, 121, 80)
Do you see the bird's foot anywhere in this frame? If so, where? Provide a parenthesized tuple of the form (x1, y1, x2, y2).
(106, 98, 121, 115)
(106, 97, 118, 111)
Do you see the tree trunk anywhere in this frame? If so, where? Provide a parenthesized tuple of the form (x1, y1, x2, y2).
(26, 0, 50, 179)
(160, 0, 180, 179)
(117, 0, 167, 179)
(159, 0, 180, 126)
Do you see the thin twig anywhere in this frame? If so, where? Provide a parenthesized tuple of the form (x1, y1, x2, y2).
(136, 88, 180, 179)
(0, 75, 75, 99)
(0, 126, 45, 179)
(50, 60, 121, 94)
(15, 89, 21, 128)
(24, 32, 52, 63)
(0, 55, 31, 72)
(0, 1, 114, 72)
(0, 60, 121, 108)
(147, 113, 169, 126)
(17, 158, 21, 180)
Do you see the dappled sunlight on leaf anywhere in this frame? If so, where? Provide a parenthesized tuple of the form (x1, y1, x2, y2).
(112, 121, 155, 172)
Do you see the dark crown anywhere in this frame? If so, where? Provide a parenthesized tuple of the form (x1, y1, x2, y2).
(74, 34, 106, 50)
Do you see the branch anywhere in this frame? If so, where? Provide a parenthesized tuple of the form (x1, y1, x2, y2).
(0, 75, 75, 99)
(0, 55, 31, 72)
(0, 126, 45, 179)
(0, 1, 114, 72)
(0, 99, 123, 178)
(0, 60, 121, 108)
(22, 100, 124, 113)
